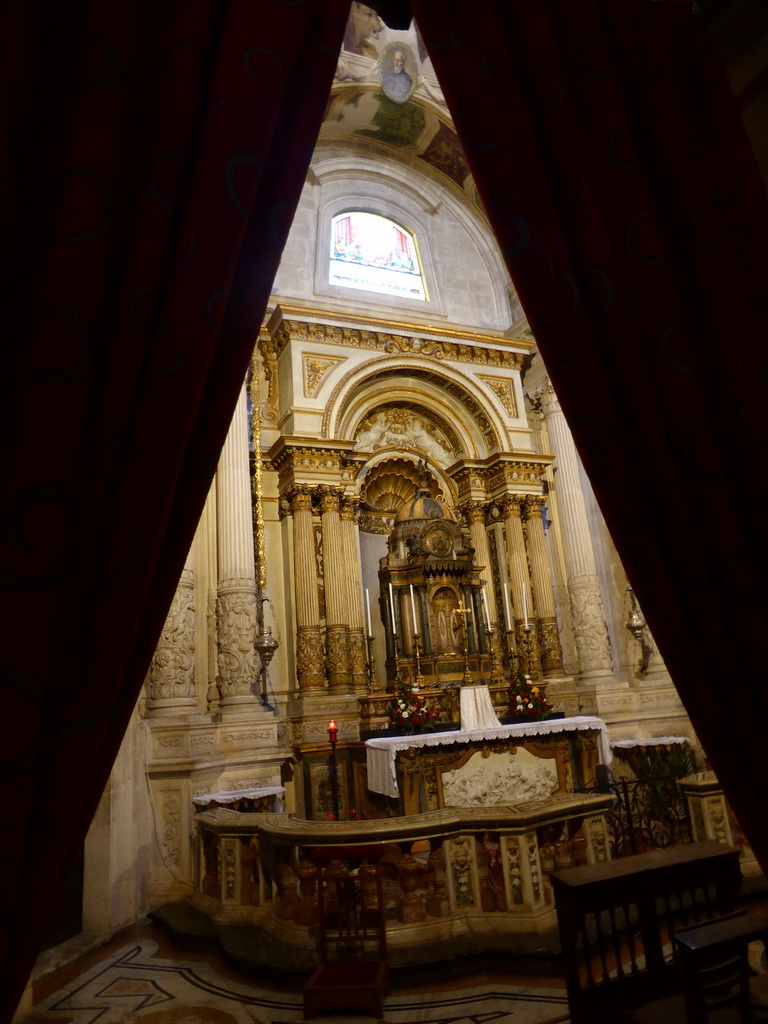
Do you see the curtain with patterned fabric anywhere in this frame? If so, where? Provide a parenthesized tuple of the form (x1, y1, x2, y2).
(412, 0, 768, 868)
(0, 2, 350, 1018)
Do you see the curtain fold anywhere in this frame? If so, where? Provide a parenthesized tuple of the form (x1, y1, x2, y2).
(0, 2, 350, 1019)
(412, 0, 768, 865)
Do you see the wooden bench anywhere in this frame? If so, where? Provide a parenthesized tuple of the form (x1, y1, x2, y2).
(551, 841, 743, 1024)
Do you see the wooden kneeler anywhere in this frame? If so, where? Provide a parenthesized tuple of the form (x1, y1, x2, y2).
(303, 848, 388, 1019)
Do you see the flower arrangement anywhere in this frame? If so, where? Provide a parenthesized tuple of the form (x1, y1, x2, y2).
(508, 669, 553, 721)
(387, 678, 441, 734)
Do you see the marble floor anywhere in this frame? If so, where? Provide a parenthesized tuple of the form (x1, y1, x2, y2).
(24, 924, 570, 1024)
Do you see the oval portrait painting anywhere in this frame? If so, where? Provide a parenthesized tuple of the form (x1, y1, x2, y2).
(380, 42, 417, 105)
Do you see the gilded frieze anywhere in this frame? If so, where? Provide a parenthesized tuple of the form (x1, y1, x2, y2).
(268, 310, 529, 369)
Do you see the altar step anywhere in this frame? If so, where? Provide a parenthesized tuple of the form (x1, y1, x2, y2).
(148, 899, 564, 988)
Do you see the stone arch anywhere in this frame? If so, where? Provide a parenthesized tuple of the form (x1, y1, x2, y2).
(324, 357, 506, 458)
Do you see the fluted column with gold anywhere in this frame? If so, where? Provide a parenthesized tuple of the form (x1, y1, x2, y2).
(465, 502, 503, 678)
(320, 488, 351, 692)
(537, 381, 613, 680)
(216, 385, 261, 712)
(147, 547, 197, 716)
(341, 496, 367, 691)
(502, 495, 542, 678)
(524, 496, 564, 677)
(290, 486, 325, 691)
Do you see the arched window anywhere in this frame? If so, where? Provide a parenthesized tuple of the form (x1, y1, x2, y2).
(329, 211, 427, 300)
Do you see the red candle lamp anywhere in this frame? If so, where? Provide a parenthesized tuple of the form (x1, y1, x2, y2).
(327, 720, 338, 743)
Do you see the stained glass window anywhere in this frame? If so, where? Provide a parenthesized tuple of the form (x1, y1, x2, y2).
(329, 212, 426, 300)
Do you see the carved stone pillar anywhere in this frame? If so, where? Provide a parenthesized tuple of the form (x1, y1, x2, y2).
(537, 382, 613, 679)
(147, 548, 197, 716)
(290, 487, 325, 691)
(524, 496, 564, 677)
(340, 496, 367, 692)
(320, 488, 351, 692)
(502, 495, 542, 679)
(217, 385, 260, 711)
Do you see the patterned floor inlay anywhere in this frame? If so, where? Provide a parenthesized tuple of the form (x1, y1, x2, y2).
(28, 940, 569, 1024)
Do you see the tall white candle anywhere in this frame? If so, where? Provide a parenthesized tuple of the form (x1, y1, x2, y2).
(503, 582, 512, 631)
(409, 584, 419, 635)
(523, 588, 529, 630)
(481, 587, 491, 631)
(388, 581, 397, 633)
(365, 588, 372, 635)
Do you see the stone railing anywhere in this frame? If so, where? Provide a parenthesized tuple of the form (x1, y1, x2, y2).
(192, 792, 614, 948)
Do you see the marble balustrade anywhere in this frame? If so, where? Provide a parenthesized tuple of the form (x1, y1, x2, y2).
(193, 794, 614, 946)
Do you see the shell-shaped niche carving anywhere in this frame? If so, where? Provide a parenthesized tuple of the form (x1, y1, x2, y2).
(360, 458, 443, 514)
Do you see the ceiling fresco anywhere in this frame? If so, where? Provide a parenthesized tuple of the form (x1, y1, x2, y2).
(321, 3, 483, 212)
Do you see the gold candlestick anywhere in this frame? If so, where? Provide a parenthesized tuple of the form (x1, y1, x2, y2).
(456, 604, 472, 684)
(412, 633, 425, 687)
(366, 633, 381, 691)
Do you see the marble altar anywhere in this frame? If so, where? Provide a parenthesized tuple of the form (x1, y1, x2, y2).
(365, 716, 611, 803)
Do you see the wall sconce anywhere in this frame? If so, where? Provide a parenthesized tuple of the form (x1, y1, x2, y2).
(625, 587, 652, 674)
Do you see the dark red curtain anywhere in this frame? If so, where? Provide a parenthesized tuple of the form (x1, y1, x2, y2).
(413, 0, 768, 865)
(0, 2, 350, 1019)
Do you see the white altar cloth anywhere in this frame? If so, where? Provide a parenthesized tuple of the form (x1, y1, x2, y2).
(366, 716, 611, 799)
(192, 785, 285, 809)
(460, 685, 501, 730)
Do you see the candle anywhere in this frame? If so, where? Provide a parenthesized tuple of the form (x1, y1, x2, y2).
(328, 720, 338, 743)
(481, 587, 491, 631)
(409, 584, 419, 635)
(503, 583, 512, 631)
(523, 588, 529, 630)
(388, 582, 397, 633)
(365, 588, 372, 635)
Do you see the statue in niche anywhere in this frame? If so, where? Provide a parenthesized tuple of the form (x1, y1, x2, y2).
(433, 586, 460, 652)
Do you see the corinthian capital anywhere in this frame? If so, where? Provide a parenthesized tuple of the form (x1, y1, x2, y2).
(463, 501, 488, 526)
(501, 494, 523, 520)
(318, 487, 342, 515)
(287, 485, 314, 514)
(523, 495, 545, 520)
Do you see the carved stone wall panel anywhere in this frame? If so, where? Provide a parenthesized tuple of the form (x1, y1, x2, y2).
(217, 583, 260, 698)
(148, 570, 196, 706)
(539, 618, 564, 676)
(569, 579, 613, 674)
(349, 628, 368, 690)
(297, 627, 326, 690)
(448, 836, 476, 909)
(326, 625, 351, 691)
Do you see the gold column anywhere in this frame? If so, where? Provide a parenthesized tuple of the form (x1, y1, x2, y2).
(464, 503, 497, 624)
(320, 488, 351, 692)
(524, 496, 564, 677)
(290, 486, 324, 691)
(341, 496, 367, 692)
(464, 502, 503, 679)
(502, 495, 542, 678)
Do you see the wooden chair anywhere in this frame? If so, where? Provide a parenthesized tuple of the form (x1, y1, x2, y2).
(303, 848, 388, 1019)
